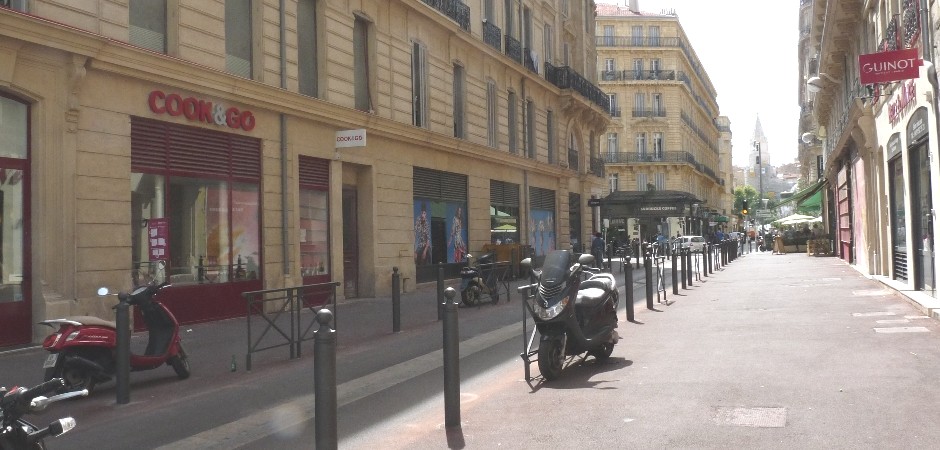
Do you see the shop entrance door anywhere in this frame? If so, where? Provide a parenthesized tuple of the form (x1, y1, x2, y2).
(342, 186, 359, 298)
(911, 143, 935, 294)
(889, 156, 908, 281)
(0, 167, 30, 347)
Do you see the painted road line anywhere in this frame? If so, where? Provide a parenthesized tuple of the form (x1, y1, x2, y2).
(873, 327, 930, 333)
(852, 312, 896, 317)
(157, 322, 521, 450)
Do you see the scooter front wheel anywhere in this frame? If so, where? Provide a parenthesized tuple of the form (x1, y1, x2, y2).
(537, 339, 564, 381)
(169, 344, 191, 380)
(589, 342, 615, 361)
(461, 288, 478, 307)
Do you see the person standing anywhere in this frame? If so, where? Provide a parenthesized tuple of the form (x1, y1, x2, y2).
(591, 232, 606, 269)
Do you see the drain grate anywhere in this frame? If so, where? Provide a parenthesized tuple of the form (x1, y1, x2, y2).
(714, 407, 787, 428)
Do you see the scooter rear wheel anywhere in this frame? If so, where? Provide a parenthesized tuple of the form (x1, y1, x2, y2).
(589, 342, 615, 361)
(461, 288, 478, 307)
(169, 344, 191, 380)
(47, 350, 98, 394)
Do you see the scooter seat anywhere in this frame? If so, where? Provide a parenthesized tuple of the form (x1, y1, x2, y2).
(65, 316, 116, 328)
(576, 287, 608, 309)
(580, 275, 616, 292)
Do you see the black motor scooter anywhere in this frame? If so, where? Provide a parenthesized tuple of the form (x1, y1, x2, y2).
(0, 378, 87, 449)
(519, 250, 619, 380)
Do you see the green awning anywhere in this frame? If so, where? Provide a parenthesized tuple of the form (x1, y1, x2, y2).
(775, 178, 827, 208)
(800, 190, 822, 208)
(716, 215, 729, 223)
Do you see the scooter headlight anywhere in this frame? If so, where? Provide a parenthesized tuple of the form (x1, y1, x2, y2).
(530, 296, 569, 320)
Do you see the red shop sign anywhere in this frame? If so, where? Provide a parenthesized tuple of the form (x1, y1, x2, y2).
(147, 90, 256, 131)
(858, 48, 921, 85)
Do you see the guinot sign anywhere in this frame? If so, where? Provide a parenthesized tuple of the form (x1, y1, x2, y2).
(858, 48, 921, 85)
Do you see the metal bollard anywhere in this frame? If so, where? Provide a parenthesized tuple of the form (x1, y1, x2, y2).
(314, 309, 337, 450)
(644, 246, 654, 310)
(392, 267, 401, 333)
(442, 287, 461, 428)
(671, 249, 679, 295)
(680, 248, 687, 290)
(686, 248, 693, 286)
(702, 247, 708, 277)
(115, 298, 130, 405)
(625, 258, 635, 321)
(437, 266, 445, 321)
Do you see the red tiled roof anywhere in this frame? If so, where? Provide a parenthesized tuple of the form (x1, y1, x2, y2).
(595, 2, 672, 17)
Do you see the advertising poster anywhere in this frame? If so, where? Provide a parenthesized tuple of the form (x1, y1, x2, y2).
(445, 202, 467, 263)
(529, 209, 555, 256)
(231, 188, 260, 277)
(148, 218, 169, 262)
(414, 199, 432, 266)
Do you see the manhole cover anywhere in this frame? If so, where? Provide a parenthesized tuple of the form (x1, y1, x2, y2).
(714, 407, 786, 428)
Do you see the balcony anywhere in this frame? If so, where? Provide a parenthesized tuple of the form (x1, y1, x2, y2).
(505, 35, 522, 62)
(632, 109, 666, 118)
(421, 0, 470, 32)
(590, 157, 605, 178)
(483, 20, 501, 51)
(568, 148, 580, 171)
(544, 62, 609, 111)
(523, 47, 538, 74)
(595, 36, 680, 47)
(606, 151, 691, 164)
(599, 69, 677, 82)
(610, 107, 622, 117)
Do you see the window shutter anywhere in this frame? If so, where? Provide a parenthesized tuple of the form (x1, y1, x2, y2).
(299, 155, 329, 189)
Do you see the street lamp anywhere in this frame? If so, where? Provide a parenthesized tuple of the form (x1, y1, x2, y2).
(754, 141, 763, 213)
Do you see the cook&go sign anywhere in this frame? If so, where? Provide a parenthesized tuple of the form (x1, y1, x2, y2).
(148, 90, 256, 131)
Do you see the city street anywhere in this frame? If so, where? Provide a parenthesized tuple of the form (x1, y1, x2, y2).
(7, 249, 940, 449)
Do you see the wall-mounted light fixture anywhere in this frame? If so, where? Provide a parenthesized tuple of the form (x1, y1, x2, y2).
(806, 73, 840, 93)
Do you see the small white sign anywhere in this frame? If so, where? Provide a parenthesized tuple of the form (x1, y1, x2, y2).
(335, 129, 367, 148)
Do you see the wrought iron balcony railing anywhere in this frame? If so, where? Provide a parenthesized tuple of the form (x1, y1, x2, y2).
(523, 47, 538, 74)
(595, 36, 680, 47)
(421, 0, 470, 32)
(483, 20, 501, 51)
(599, 69, 677, 82)
(605, 151, 691, 164)
(544, 62, 610, 111)
(610, 107, 621, 117)
(505, 35, 522, 62)
(590, 157, 605, 178)
(632, 109, 666, 118)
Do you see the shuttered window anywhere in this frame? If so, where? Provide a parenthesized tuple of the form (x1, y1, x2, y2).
(490, 180, 520, 207)
(131, 117, 260, 181)
(530, 186, 555, 210)
(299, 155, 329, 190)
(413, 167, 467, 202)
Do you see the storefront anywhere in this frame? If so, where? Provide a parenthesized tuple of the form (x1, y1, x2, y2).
(413, 167, 468, 282)
(0, 93, 31, 346)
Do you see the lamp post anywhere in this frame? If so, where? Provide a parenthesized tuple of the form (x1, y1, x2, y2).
(755, 141, 763, 214)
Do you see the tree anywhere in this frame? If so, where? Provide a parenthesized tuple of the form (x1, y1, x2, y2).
(733, 185, 760, 214)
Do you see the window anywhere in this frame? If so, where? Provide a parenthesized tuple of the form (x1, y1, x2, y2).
(603, 25, 615, 46)
(225, 0, 253, 78)
(484, 0, 495, 22)
(637, 173, 648, 190)
(130, 0, 166, 53)
(607, 133, 618, 155)
(508, 91, 518, 154)
(487, 81, 498, 148)
(412, 41, 428, 127)
(525, 99, 536, 159)
(609, 173, 619, 193)
(547, 110, 555, 163)
(653, 132, 664, 159)
(649, 25, 660, 46)
(298, 0, 319, 97)
(354, 17, 373, 112)
(0, 0, 26, 12)
(584, 0, 593, 34)
(636, 132, 647, 157)
(650, 58, 661, 77)
(654, 172, 665, 191)
(453, 64, 465, 138)
(0, 94, 28, 320)
(633, 58, 643, 79)
(491, 180, 521, 245)
(631, 25, 643, 46)
(635, 92, 646, 115)
(505, 0, 515, 38)
(299, 156, 329, 278)
(604, 58, 615, 73)
(543, 24, 554, 64)
(561, 0, 569, 17)
(563, 42, 570, 66)
(608, 93, 619, 116)
(523, 6, 533, 49)
(652, 93, 663, 115)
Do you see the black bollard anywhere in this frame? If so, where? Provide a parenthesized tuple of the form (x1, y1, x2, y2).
(392, 267, 401, 333)
(644, 246, 654, 310)
(625, 258, 635, 321)
(702, 246, 708, 277)
(671, 249, 678, 295)
(686, 248, 693, 286)
(314, 309, 337, 450)
(442, 287, 461, 428)
(680, 248, 687, 290)
(115, 296, 130, 405)
(437, 266, 445, 321)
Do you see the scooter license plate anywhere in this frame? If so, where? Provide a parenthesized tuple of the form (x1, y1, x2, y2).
(42, 353, 58, 369)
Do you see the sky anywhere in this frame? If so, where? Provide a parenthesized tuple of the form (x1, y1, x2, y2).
(604, 0, 800, 167)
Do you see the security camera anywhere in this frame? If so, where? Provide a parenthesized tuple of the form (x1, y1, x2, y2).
(806, 76, 824, 93)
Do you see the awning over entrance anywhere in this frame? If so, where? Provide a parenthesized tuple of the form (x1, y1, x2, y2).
(599, 190, 704, 219)
(716, 215, 730, 223)
(775, 178, 827, 208)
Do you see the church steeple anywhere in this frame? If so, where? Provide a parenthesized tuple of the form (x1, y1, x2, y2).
(752, 115, 767, 143)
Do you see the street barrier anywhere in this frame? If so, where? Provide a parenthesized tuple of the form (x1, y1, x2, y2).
(243, 281, 339, 371)
(314, 309, 337, 450)
(392, 267, 401, 332)
(644, 246, 654, 310)
(442, 288, 461, 428)
(625, 258, 635, 322)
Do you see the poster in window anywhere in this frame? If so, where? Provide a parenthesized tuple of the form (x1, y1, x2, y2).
(231, 188, 260, 279)
(414, 200, 432, 266)
(445, 202, 467, 263)
(148, 218, 169, 262)
(529, 209, 555, 256)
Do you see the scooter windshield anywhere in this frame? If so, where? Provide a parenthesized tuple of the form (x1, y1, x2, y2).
(539, 250, 573, 284)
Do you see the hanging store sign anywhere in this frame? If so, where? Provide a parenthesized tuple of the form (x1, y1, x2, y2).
(335, 129, 367, 148)
(147, 90, 256, 132)
(858, 48, 921, 84)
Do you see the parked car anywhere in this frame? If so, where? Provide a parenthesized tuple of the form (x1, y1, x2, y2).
(677, 235, 706, 253)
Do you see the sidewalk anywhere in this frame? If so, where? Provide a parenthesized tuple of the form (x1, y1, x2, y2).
(340, 250, 940, 449)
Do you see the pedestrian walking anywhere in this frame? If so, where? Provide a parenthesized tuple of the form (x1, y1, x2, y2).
(591, 232, 605, 269)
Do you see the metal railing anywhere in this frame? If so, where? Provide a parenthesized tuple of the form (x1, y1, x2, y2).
(243, 281, 340, 371)
(632, 109, 667, 118)
(599, 69, 678, 82)
(483, 20, 501, 51)
(505, 34, 522, 62)
(590, 156, 605, 178)
(544, 62, 609, 111)
(421, 0, 470, 32)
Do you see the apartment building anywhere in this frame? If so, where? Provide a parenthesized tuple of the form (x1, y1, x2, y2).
(595, 1, 732, 243)
(801, 0, 940, 298)
(0, 0, 610, 347)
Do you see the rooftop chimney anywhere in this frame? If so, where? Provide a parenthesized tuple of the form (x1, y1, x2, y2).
(628, 0, 639, 13)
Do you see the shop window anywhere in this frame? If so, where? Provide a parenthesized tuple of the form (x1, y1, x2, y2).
(490, 180, 520, 245)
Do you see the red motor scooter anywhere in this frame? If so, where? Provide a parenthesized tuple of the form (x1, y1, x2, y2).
(39, 281, 190, 394)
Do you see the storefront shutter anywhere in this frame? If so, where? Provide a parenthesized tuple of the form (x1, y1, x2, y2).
(530, 186, 555, 210)
(490, 180, 520, 207)
(413, 167, 467, 201)
(131, 117, 260, 181)
(299, 155, 329, 189)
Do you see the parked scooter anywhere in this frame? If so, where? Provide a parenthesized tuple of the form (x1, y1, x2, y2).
(520, 250, 620, 380)
(39, 281, 190, 394)
(459, 252, 500, 306)
(0, 378, 87, 449)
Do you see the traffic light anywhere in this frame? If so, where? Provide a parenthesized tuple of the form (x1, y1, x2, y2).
(742, 199, 748, 215)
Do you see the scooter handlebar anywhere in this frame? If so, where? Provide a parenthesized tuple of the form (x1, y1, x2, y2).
(21, 379, 64, 404)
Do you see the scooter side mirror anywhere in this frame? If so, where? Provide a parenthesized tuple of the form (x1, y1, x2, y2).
(97, 287, 110, 296)
(520, 258, 532, 268)
(577, 253, 594, 266)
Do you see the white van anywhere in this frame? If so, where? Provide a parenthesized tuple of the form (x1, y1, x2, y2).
(677, 235, 706, 253)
